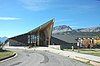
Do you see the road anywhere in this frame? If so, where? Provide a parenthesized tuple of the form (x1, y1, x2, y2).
(0, 48, 88, 66)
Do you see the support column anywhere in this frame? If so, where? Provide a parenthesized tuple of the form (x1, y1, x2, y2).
(37, 30, 40, 46)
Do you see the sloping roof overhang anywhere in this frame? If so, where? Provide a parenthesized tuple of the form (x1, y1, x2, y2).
(28, 19, 54, 34)
(9, 19, 54, 39)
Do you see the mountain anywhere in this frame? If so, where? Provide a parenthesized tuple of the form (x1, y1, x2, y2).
(75, 26, 100, 32)
(0, 37, 8, 43)
(52, 25, 100, 36)
(52, 25, 72, 34)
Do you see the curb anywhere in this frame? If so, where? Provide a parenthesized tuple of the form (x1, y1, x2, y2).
(72, 56, 100, 66)
(0, 52, 17, 62)
(90, 61, 100, 66)
(74, 56, 90, 63)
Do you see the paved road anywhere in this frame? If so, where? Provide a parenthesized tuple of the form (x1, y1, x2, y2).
(0, 49, 88, 66)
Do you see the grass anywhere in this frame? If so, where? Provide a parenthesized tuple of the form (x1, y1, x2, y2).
(63, 49, 100, 57)
(0, 50, 14, 59)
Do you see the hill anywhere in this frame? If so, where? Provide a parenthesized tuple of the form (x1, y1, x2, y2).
(52, 25, 100, 36)
(52, 25, 72, 34)
(0, 37, 8, 43)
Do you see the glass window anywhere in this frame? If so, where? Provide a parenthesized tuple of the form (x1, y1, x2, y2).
(28, 35, 30, 43)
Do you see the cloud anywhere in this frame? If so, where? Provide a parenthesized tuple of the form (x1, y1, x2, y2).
(0, 17, 21, 20)
(19, 0, 51, 11)
(56, 19, 71, 22)
(24, 5, 46, 11)
(70, 26, 77, 28)
(78, 5, 94, 10)
(62, 4, 95, 14)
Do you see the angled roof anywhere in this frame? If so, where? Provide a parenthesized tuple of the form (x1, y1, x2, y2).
(28, 19, 54, 34)
(52, 34, 94, 43)
(9, 19, 54, 39)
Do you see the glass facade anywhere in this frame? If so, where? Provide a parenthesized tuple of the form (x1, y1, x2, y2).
(28, 35, 30, 44)
(27, 34, 39, 46)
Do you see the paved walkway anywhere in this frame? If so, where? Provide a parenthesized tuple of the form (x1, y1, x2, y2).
(4, 46, 100, 64)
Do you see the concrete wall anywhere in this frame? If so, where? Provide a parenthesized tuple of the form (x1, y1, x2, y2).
(49, 45, 60, 50)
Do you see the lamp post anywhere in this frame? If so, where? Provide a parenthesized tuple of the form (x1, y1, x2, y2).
(77, 41, 80, 52)
(76, 38, 80, 52)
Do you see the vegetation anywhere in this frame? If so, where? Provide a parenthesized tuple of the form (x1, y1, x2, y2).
(64, 49, 100, 57)
(0, 50, 14, 59)
(0, 42, 14, 59)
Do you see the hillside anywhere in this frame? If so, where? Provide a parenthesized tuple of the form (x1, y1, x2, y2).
(52, 25, 100, 36)
(52, 25, 72, 34)
(0, 37, 8, 43)
(75, 26, 100, 32)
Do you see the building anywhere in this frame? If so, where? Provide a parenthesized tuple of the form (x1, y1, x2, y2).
(5, 19, 54, 47)
(51, 34, 95, 49)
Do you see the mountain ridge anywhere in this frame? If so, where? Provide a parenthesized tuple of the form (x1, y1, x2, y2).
(52, 25, 100, 34)
(52, 25, 72, 33)
(0, 37, 8, 43)
(74, 26, 100, 32)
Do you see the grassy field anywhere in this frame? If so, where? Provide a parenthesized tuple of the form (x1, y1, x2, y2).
(0, 50, 14, 59)
(63, 49, 100, 57)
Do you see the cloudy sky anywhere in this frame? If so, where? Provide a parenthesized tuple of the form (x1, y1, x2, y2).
(0, 0, 100, 37)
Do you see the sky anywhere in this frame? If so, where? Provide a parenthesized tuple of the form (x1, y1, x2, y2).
(0, 0, 100, 37)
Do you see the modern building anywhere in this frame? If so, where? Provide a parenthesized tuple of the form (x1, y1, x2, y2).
(5, 19, 54, 47)
(51, 34, 95, 49)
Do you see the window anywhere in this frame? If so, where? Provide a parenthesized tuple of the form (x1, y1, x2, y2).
(28, 35, 30, 43)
